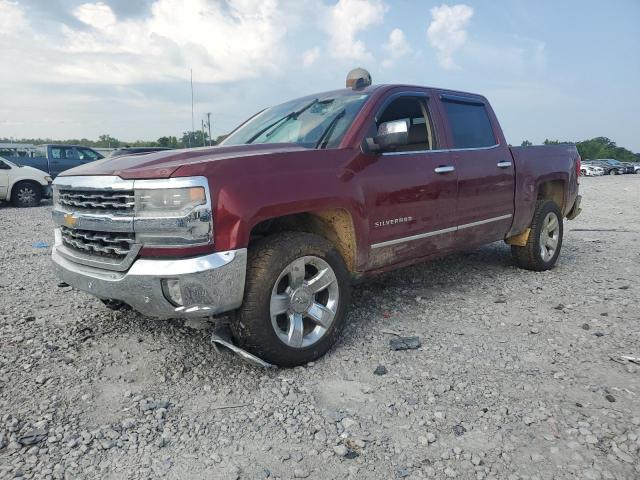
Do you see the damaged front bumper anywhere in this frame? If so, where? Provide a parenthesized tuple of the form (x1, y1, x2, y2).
(52, 244, 247, 319)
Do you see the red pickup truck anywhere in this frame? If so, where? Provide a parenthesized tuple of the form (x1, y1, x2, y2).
(51, 79, 582, 366)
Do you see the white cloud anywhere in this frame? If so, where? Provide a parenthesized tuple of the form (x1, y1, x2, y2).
(427, 4, 473, 69)
(0, 0, 27, 35)
(302, 47, 320, 66)
(74, 2, 117, 29)
(382, 28, 411, 68)
(324, 0, 388, 61)
(14, 0, 291, 85)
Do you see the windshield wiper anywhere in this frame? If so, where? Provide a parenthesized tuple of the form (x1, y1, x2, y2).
(246, 98, 322, 144)
(315, 108, 346, 149)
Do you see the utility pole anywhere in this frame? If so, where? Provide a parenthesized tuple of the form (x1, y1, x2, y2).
(190, 69, 194, 148)
(206, 112, 212, 146)
(201, 119, 206, 147)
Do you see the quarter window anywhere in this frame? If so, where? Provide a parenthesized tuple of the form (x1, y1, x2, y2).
(442, 99, 496, 149)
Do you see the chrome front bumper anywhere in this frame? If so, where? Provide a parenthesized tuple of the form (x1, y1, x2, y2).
(52, 245, 247, 319)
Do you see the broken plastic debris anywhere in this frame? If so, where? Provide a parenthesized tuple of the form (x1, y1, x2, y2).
(389, 336, 421, 351)
(32, 241, 49, 249)
(211, 323, 274, 369)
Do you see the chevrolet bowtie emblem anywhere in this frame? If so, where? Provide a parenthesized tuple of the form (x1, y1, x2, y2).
(63, 213, 78, 228)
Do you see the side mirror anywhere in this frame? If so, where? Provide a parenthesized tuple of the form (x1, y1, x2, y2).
(367, 119, 409, 153)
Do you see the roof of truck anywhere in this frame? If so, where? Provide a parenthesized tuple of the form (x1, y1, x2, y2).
(310, 83, 486, 101)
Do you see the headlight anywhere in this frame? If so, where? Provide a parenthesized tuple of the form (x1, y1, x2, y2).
(135, 187, 206, 217)
(133, 177, 212, 247)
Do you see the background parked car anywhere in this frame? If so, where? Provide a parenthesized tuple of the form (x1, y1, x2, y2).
(580, 164, 605, 176)
(585, 159, 631, 175)
(632, 163, 640, 174)
(0, 156, 52, 207)
(7, 144, 104, 178)
(109, 147, 173, 157)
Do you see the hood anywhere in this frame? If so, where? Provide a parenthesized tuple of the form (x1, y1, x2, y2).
(19, 165, 50, 179)
(58, 143, 309, 179)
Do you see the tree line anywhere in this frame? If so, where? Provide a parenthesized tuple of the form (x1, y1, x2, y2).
(520, 137, 639, 162)
(0, 131, 229, 150)
(2, 134, 638, 162)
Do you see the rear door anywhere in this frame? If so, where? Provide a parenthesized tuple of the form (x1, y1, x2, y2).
(439, 94, 515, 247)
(363, 91, 459, 270)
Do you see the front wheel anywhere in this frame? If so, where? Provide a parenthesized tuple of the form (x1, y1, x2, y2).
(12, 181, 41, 207)
(231, 232, 351, 367)
(511, 200, 563, 271)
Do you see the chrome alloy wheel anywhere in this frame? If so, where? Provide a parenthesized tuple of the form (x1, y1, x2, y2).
(17, 186, 36, 203)
(270, 256, 339, 349)
(540, 212, 560, 262)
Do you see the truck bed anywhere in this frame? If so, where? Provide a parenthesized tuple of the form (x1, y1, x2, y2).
(508, 144, 580, 236)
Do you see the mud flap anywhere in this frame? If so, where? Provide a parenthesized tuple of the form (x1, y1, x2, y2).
(211, 323, 274, 369)
(566, 195, 582, 220)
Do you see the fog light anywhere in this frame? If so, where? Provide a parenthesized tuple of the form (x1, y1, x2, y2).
(162, 279, 183, 307)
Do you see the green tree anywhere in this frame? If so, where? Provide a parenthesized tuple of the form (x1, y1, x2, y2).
(96, 134, 120, 148)
(157, 136, 179, 148)
(180, 130, 209, 148)
(521, 140, 533, 147)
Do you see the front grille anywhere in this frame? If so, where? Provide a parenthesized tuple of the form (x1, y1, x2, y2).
(58, 189, 135, 212)
(61, 226, 135, 260)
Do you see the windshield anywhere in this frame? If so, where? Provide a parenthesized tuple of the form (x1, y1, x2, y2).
(0, 156, 17, 167)
(221, 91, 369, 149)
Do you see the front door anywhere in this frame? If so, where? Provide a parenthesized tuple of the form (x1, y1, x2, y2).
(362, 94, 458, 270)
(439, 96, 515, 247)
(0, 160, 10, 198)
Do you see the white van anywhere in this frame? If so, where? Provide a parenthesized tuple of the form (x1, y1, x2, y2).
(0, 156, 52, 207)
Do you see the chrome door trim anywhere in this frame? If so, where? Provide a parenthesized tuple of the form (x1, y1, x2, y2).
(456, 214, 513, 231)
(497, 161, 512, 168)
(434, 166, 455, 173)
(370, 214, 513, 249)
(381, 144, 501, 156)
(371, 226, 458, 249)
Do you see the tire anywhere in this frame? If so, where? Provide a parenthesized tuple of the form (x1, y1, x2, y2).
(511, 200, 563, 271)
(231, 232, 351, 367)
(613, 169, 620, 175)
(12, 181, 41, 207)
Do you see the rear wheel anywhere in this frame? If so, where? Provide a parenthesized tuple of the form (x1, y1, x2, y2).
(231, 232, 351, 367)
(12, 181, 41, 207)
(512, 200, 563, 271)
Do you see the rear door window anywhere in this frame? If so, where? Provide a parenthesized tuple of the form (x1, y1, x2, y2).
(442, 99, 496, 149)
(51, 147, 77, 160)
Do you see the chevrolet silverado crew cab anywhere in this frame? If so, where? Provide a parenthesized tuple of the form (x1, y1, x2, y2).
(51, 77, 582, 367)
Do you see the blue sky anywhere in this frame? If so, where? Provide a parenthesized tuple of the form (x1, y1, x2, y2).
(1, 0, 639, 150)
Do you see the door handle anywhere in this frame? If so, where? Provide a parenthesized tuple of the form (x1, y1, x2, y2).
(497, 161, 512, 168)
(434, 165, 455, 174)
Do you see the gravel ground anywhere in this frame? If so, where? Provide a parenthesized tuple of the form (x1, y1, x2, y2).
(1, 175, 639, 480)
